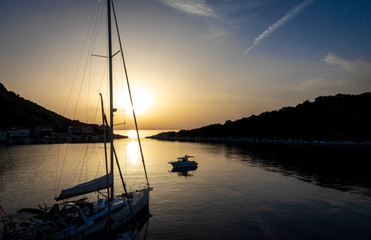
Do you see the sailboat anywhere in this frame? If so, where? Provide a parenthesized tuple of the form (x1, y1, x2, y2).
(0, 0, 152, 239)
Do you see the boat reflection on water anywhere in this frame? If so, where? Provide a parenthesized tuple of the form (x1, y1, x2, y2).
(170, 166, 198, 177)
(115, 205, 151, 240)
(88, 205, 151, 239)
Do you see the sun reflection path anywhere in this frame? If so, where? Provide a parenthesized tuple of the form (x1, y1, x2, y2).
(127, 139, 138, 166)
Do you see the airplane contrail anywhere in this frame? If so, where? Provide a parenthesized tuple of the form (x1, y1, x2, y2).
(243, 0, 314, 57)
(304, 49, 327, 63)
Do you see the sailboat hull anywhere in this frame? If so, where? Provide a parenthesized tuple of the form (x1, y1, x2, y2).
(72, 188, 152, 238)
(1, 186, 151, 239)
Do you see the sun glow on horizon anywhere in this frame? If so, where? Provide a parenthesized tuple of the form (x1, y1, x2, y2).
(128, 130, 137, 139)
(114, 88, 152, 115)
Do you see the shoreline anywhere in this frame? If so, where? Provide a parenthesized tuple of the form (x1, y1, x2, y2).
(0, 134, 127, 146)
(147, 135, 371, 146)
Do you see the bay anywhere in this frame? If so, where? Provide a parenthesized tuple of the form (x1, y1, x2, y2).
(0, 130, 371, 239)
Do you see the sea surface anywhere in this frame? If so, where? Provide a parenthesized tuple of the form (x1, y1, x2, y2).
(1, 130, 371, 240)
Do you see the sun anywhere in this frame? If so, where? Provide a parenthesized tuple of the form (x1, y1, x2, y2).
(128, 130, 137, 139)
(128, 89, 151, 114)
(114, 88, 152, 115)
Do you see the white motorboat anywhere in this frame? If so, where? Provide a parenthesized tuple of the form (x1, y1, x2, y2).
(169, 155, 198, 168)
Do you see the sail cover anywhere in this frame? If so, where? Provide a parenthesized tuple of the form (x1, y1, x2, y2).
(55, 173, 113, 201)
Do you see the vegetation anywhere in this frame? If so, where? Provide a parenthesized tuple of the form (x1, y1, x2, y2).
(150, 93, 371, 143)
(2, 81, 371, 143)
(0, 82, 86, 132)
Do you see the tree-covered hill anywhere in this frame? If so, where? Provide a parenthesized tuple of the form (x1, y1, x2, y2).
(0, 82, 83, 132)
(150, 93, 371, 143)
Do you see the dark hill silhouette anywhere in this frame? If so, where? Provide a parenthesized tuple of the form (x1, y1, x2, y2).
(150, 93, 371, 143)
(0, 82, 84, 132)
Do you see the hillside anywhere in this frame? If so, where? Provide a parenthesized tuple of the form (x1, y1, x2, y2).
(150, 93, 371, 143)
(0, 82, 83, 132)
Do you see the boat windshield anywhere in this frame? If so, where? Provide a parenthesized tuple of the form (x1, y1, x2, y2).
(45, 204, 85, 227)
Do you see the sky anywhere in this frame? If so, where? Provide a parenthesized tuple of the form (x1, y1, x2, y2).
(1, 0, 371, 130)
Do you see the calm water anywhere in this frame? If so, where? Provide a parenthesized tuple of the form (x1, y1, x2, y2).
(1, 130, 371, 240)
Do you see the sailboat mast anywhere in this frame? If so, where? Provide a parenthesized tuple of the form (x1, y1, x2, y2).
(107, 0, 114, 200)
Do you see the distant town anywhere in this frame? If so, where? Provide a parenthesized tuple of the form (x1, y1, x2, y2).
(0, 83, 128, 145)
(0, 125, 126, 145)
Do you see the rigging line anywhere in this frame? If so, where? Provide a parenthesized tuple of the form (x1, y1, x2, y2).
(93, 2, 106, 56)
(108, 0, 114, 202)
(96, 2, 109, 98)
(100, 93, 111, 206)
(78, 148, 86, 185)
(87, 2, 106, 123)
(56, 144, 70, 193)
(91, 96, 105, 180)
(66, 148, 85, 187)
(94, 150, 103, 179)
(93, 151, 107, 180)
(97, 64, 108, 102)
(83, 144, 100, 184)
(126, 166, 143, 185)
(93, 50, 120, 58)
(73, 6, 103, 120)
(86, 51, 92, 122)
(57, 2, 101, 192)
(74, 0, 106, 120)
(18, 144, 52, 209)
(132, 167, 143, 185)
(88, 5, 107, 122)
(86, 95, 100, 127)
(86, 62, 91, 123)
(112, 145, 137, 224)
(113, 122, 126, 126)
(64, 141, 95, 188)
(124, 133, 127, 180)
(112, 0, 150, 187)
(62, 1, 99, 118)
(54, 139, 60, 196)
(86, 3, 104, 123)
(117, 45, 126, 123)
(88, 145, 101, 173)
(102, 111, 137, 223)
(121, 68, 127, 180)
(68, 143, 96, 187)
(78, 147, 88, 186)
(85, 146, 89, 185)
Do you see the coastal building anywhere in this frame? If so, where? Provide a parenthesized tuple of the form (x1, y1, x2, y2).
(34, 125, 54, 139)
(7, 127, 30, 140)
(68, 126, 94, 136)
(0, 129, 7, 141)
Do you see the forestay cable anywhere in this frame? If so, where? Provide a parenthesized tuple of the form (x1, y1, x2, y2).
(111, 0, 150, 187)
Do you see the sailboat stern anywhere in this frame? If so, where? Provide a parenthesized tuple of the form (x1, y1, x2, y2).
(84, 187, 153, 235)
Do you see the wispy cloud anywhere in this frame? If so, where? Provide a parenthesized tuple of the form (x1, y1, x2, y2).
(322, 53, 371, 72)
(160, 0, 217, 17)
(294, 53, 371, 94)
(243, 0, 313, 57)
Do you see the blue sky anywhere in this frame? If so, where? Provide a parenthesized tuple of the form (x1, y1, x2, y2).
(1, 0, 371, 129)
